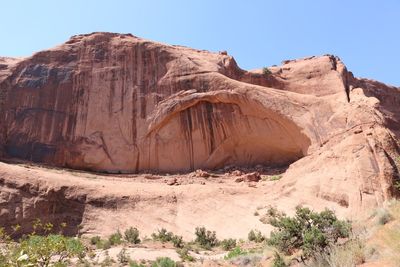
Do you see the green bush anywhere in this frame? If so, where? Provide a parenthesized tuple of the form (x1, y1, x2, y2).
(269, 175, 282, 181)
(171, 235, 184, 248)
(176, 246, 195, 262)
(194, 227, 218, 249)
(224, 247, 247, 260)
(108, 230, 123, 246)
(262, 67, 272, 76)
(220, 238, 237, 250)
(152, 228, 184, 248)
(0, 230, 85, 267)
(248, 229, 265, 243)
(151, 257, 176, 267)
(266, 206, 351, 261)
(124, 227, 141, 244)
(152, 228, 173, 243)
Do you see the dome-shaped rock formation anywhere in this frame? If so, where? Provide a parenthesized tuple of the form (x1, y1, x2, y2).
(0, 32, 399, 223)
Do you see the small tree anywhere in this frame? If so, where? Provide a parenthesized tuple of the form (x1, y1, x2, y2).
(108, 230, 123, 246)
(266, 206, 351, 261)
(194, 227, 218, 250)
(248, 229, 265, 243)
(151, 228, 184, 248)
(262, 67, 272, 76)
(0, 232, 85, 267)
(124, 227, 140, 244)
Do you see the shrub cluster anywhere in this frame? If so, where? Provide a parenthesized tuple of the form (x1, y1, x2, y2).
(220, 238, 237, 250)
(0, 222, 85, 267)
(248, 229, 265, 243)
(266, 206, 351, 261)
(151, 228, 184, 248)
(194, 226, 218, 249)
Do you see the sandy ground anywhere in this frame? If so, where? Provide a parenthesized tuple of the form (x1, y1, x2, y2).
(1, 160, 293, 239)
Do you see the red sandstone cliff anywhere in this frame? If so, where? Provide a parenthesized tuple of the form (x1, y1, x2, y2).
(0, 32, 399, 218)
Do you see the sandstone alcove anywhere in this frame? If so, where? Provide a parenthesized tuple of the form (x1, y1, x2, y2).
(145, 100, 311, 172)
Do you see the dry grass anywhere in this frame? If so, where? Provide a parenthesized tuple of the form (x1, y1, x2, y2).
(365, 200, 400, 265)
(309, 238, 365, 267)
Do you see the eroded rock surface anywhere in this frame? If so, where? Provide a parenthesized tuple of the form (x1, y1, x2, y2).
(0, 32, 399, 234)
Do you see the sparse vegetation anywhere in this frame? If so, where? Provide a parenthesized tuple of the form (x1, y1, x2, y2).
(90, 235, 101, 246)
(220, 238, 237, 250)
(376, 208, 393, 225)
(0, 222, 85, 267)
(269, 175, 282, 181)
(117, 248, 131, 264)
(224, 246, 248, 260)
(176, 246, 195, 262)
(272, 251, 288, 267)
(262, 175, 282, 181)
(130, 262, 146, 267)
(151, 257, 177, 267)
(108, 230, 123, 246)
(151, 228, 184, 248)
(310, 238, 365, 267)
(3, 201, 398, 267)
(248, 229, 265, 243)
(100, 252, 115, 267)
(262, 67, 272, 76)
(124, 227, 141, 244)
(194, 226, 218, 249)
(266, 206, 351, 262)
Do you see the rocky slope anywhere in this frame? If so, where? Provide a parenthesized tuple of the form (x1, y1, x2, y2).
(0, 32, 399, 236)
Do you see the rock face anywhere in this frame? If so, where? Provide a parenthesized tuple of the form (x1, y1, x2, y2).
(0, 32, 399, 219)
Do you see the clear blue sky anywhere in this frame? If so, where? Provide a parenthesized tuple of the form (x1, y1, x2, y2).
(1, 0, 399, 86)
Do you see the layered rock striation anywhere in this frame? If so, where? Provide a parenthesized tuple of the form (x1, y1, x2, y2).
(0, 32, 399, 218)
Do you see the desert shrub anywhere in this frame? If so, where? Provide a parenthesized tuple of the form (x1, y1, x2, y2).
(272, 252, 288, 267)
(310, 238, 365, 267)
(220, 238, 237, 250)
(100, 239, 111, 249)
(117, 248, 131, 264)
(394, 180, 400, 191)
(100, 252, 115, 267)
(263, 67, 272, 76)
(108, 230, 123, 246)
(376, 209, 393, 225)
(152, 228, 184, 248)
(230, 254, 262, 266)
(266, 206, 351, 261)
(194, 227, 218, 249)
(269, 175, 282, 181)
(171, 235, 184, 248)
(152, 228, 173, 243)
(130, 262, 146, 267)
(90, 235, 101, 245)
(0, 229, 85, 267)
(124, 227, 141, 244)
(248, 229, 265, 243)
(151, 257, 177, 267)
(224, 247, 247, 260)
(176, 246, 195, 262)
